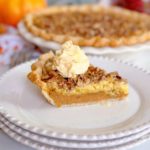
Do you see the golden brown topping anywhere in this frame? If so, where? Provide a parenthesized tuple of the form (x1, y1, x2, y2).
(33, 11, 150, 38)
(41, 60, 124, 90)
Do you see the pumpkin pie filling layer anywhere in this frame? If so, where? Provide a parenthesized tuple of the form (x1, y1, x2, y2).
(46, 91, 127, 107)
(24, 5, 150, 47)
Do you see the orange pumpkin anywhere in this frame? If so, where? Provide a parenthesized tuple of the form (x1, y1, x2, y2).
(0, 0, 47, 26)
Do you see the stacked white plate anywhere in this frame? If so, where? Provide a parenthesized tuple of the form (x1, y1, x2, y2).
(0, 56, 150, 150)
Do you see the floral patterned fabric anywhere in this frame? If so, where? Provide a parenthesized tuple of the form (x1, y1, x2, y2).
(0, 25, 40, 66)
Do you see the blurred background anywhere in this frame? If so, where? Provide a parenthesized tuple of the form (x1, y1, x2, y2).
(0, 0, 150, 73)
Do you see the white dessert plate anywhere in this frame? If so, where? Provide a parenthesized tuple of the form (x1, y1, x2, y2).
(1, 114, 150, 149)
(0, 56, 150, 141)
(18, 21, 150, 55)
(1, 120, 150, 150)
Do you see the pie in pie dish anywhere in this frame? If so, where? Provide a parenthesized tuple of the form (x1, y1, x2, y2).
(28, 41, 128, 107)
(24, 5, 150, 47)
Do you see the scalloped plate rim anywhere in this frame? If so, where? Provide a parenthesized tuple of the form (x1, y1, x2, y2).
(0, 56, 150, 141)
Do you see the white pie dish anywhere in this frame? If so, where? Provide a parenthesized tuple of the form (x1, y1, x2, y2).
(18, 21, 150, 55)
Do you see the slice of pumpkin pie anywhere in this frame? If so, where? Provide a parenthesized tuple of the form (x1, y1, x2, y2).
(28, 41, 128, 107)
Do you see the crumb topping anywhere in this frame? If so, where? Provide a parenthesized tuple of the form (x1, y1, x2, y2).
(33, 11, 150, 38)
(41, 59, 125, 90)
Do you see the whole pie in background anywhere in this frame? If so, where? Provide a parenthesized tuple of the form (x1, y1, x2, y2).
(24, 5, 150, 47)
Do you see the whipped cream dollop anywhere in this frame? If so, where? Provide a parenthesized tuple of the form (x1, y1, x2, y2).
(52, 41, 89, 78)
